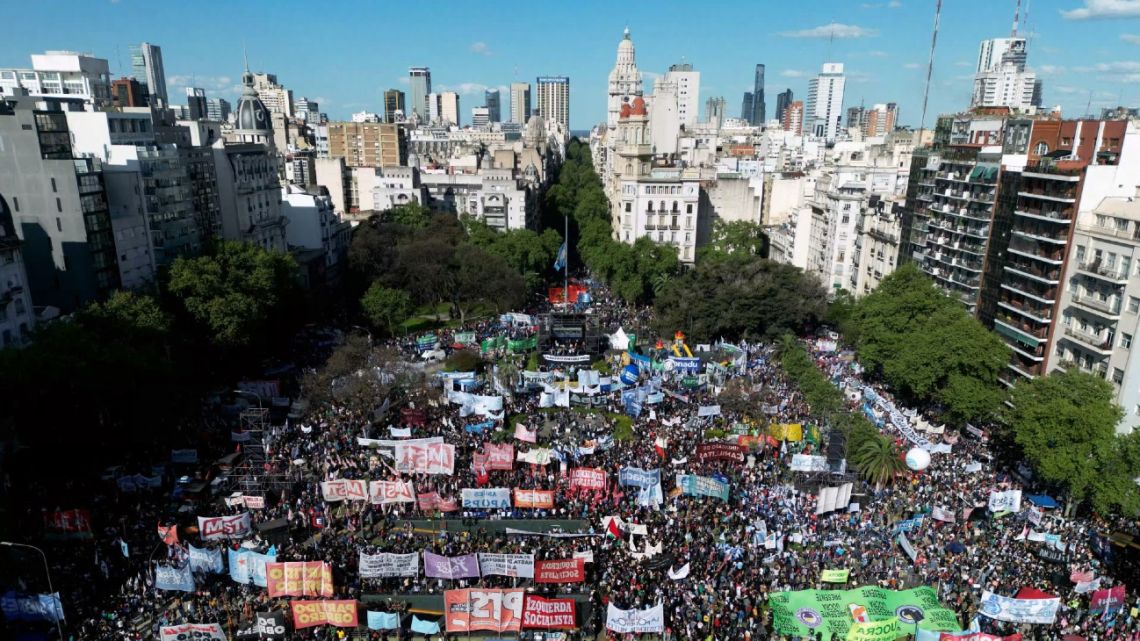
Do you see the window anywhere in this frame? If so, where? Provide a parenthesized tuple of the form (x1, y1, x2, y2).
(1075, 245, 1086, 262)
(13, 298, 23, 315)
(1034, 142, 1049, 156)
(1123, 333, 1133, 349)
(624, 202, 631, 212)
(686, 204, 693, 214)
(1114, 367, 1125, 384)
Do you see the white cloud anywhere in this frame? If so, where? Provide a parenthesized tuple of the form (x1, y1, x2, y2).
(903, 62, 922, 69)
(470, 41, 492, 56)
(438, 82, 509, 96)
(780, 69, 806, 78)
(860, 1, 901, 7)
(867, 50, 889, 58)
(1074, 61, 1140, 73)
(1062, 0, 1140, 19)
(778, 23, 879, 39)
(1122, 33, 1140, 43)
(1053, 85, 1083, 94)
(1037, 64, 1065, 76)
(954, 61, 972, 68)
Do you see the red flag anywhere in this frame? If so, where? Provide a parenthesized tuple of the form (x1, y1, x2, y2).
(607, 517, 622, 540)
(157, 523, 178, 546)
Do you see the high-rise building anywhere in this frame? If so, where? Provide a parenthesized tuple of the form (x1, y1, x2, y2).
(384, 89, 406, 123)
(782, 100, 803, 135)
(409, 67, 431, 120)
(750, 64, 765, 125)
(130, 42, 167, 107)
(536, 76, 570, 132)
(510, 82, 531, 124)
(251, 72, 293, 117)
(846, 106, 866, 133)
(863, 103, 898, 137)
(206, 98, 231, 122)
(484, 88, 501, 123)
(186, 87, 208, 120)
(0, 194, 36, 346)
(294, 97, 319, 123)
(971, 37, 1037, 112)
(705, 96, 727, 128)
(439, 91, 460, 126)
(775, 89, 793, 124)
(327, 121, 407, 167)
(352, 111, 382, 123)
(650, 78, 680, 155)
(426, 92, 441, 124)
(607, 28, 642, 128)
(805, 63, 846, 142)
(0, 51, 112, 107)
(741, 92, 754, 123)
(665, 63, 699, 127)
(111, 77, 147, 108)
(472, 106, 490, 128)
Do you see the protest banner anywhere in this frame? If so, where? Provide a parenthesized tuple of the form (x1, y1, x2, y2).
(931, 507, 956, 523)
(521, 595, 576, 630)
(188, 545, 225, 575)
(569, 468, 607, 491)
(291, 600, 357, 629)
(228, 547, 275, 586)
(265, 562, 334, 598)
(367, 611, 400, 630)
(417, 492, 459, 513)
(1091, 585, 1126, 615)
(462, 488, 511, 509)
(516, 448, 554, 465)
(155, 564, 195, 592)
(697, 404, 721, 417)
(606, 603, 664, 634)
(44, 509, 94, 540)
(171, 449, 198, 464)
(486, 444, 515, 470)
(977, 591, 1059, 624)
(477, 553, 535, 578)
(534, 558, 585, 583)
(677, 474, 730, 500)
(821, 569, 850, 583)
(988, 490, 1022, 513)
(424, 551, 481, 579)
(618, 467, 661, 488)
(695, 443, 745, 463)
(942, 634, 1022, 641)
(320, 479, 368, 502)
(514, 423, 538, 443)
(368, 480, 416, 504)
(197, 513, 252, 541)
(394, 441, 455, 475)
(770, 423, 803, 441)
(251, 611, 287, 640)
(769, 587, 960, 640)
(159, 623, 227, 641)
(358, 552, 418, 578)
(790, 454, 830, 472)
(443, 588, 525, 633)
(514, 489, 555, 509)
(848, 620, 904, 641)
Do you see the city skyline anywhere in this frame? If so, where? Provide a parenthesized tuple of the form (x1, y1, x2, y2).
(2, 0, 1140, 130)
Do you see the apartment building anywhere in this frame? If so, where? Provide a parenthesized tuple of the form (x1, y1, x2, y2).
(326, 121, 407, 168)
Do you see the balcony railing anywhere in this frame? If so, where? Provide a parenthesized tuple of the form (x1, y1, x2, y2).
(995, 314, 1049, 340)
(1071, 292, 1122, 316)
(1076, 260, 1128, 285)
(1077, 223, 1140, 241)
(1014, 208, 1071, 223)
(1004, 261, 1060, 284)
(1062, 324, 1114, 354)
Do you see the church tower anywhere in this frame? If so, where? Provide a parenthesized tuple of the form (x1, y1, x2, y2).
(607, 27, 643, 129)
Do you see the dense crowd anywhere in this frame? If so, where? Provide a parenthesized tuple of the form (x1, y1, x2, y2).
(8, 282, 1140, 641)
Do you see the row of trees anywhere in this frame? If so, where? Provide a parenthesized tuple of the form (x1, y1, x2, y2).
(838, 264, 1140, 515)
(348, 205, 546, 335)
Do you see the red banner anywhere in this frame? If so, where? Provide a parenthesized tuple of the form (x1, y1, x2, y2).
(266, 561, 334, 597)
(548, 284, 588, 304)
(569, 468, 606, 491)
(45, 509, 93, 539)
(696, 443, 746, 463)
(521, 595, 577, 630)
(291, 600, 357, 629)
(418, 492, 459, 512)
(514, 489, 555, 509)
(486, 444, 515, 471)
(444, 588, 524, 632)
(535, 558, 585, 583)
(401, 408, 427, 427)
(941, 634, 1021, 641)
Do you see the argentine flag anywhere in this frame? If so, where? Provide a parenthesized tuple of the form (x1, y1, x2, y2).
(553, 240, 567, 271)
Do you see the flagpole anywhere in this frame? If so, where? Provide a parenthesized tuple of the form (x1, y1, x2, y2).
(564, 212, 569, 306)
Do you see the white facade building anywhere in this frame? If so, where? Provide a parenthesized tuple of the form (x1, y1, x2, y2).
(665, 63, 700, 128)
(607, 29, 643, 128)
(649, 78, 680, 156)
(971, 37, 1037, 112)
(0, 51, 112, 107)
(805, 63, 846, 142)
(439, 91, 460, 126)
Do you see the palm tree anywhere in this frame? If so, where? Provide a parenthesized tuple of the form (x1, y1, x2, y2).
(851, 435, 907, 489)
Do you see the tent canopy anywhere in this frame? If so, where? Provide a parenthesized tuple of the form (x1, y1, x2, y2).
(1026, 495, 1058, 508)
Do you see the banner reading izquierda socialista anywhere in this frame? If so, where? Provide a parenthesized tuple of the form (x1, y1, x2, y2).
(769, 586, 960, 640)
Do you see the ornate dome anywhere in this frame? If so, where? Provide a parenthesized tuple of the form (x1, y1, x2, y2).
(629, 96, 647, 116)
(620, 103, 632, 119)
(234, 70, 271, 138)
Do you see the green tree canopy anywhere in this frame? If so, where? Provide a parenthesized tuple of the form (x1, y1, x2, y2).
(698, 220, 769, 259)
(1004, 370, 1130, 512)
(361, 283, 414, 336)
(168, 240, 298, 348)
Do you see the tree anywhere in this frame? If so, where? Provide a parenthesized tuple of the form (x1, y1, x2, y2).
(168, 240, 298, 348)
(451, 244, 525, 322)
(698, 220, 769, 259)
(361, 283, 414, 336)
(851, 435, 907, 489)
(1004, 370, 1126, 512)
(384, 202, 432, 228)
(82, 290, 172, 336)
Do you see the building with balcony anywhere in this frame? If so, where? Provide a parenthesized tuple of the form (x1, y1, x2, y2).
(0, 51, 112, 107)
(0, 194, 36, 346)
(849, 197, 903, 297)
(1052, 195, 1140, 432)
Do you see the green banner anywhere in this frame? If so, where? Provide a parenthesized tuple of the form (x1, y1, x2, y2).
(480, 336, 506, 353)
(769, 586, 959, 640)
(453, 331, 475, 346)
(821, 569, 850, 583)
(508, 336, 538, 353)
(847, 620, 903, 641)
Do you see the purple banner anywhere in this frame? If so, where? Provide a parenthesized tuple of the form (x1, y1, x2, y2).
(423, 551, 480, 579)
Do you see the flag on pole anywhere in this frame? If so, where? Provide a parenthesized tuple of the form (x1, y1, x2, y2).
(553, 240, 567, 271)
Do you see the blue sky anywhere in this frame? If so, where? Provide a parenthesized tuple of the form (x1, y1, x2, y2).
(4, 0, 1140, 130)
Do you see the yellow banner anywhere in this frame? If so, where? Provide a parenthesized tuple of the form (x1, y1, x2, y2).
(770, 423, 803, 441)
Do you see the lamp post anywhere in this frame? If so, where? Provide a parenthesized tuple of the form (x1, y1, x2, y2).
(231, 389, 264, 409)
(1, 541, 66, 641)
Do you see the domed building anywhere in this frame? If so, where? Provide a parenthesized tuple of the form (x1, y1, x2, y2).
(607, 28, 643, 129)
(232, 70, 273, 146)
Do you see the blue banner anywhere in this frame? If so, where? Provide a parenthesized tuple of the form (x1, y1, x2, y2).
(228, 547, 276, 587)
(155, 564, 195, 592)
(411, 616, 441, 635)
(188, 544, 224, 574)
(677, 474, 730, 501)
(465, 421, 495, 434)
(619, 467, 661, 488)
(368, 611, 400, 630)
(0, 592, 64, 623)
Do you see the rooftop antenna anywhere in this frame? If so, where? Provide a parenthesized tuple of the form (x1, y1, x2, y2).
(918, 0, 942, 142)
(243, 42, 249, 73)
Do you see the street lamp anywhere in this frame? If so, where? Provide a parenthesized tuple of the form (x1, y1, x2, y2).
(231, 389, 264, 409)
(0, 541, 66, 641)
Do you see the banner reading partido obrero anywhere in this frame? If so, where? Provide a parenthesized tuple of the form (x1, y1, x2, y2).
(768, 586, 959, 640)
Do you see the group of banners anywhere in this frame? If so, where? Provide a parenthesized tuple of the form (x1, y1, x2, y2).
(197, 514, 252, 541)
(319, 480, 416, 504)
(443, 589, 577, 632)
(358, 551, 582, 582)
